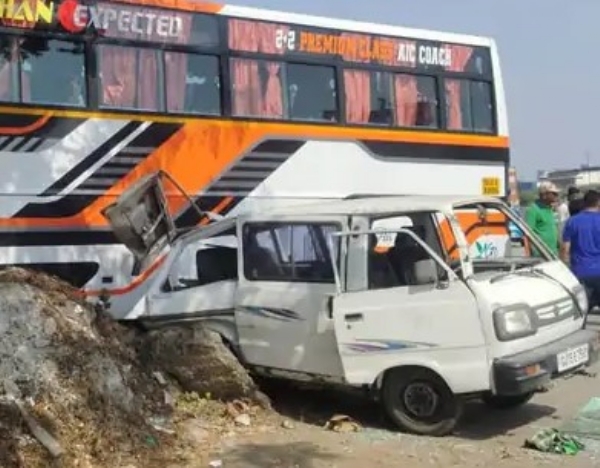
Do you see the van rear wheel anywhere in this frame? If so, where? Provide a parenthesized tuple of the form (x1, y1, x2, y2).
(482, 392, 534, 410)
(381, 367, 463, 437)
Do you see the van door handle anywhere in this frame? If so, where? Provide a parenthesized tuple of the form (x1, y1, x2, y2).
(344, 313, 363, 322)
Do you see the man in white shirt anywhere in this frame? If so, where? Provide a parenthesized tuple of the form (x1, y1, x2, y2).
(555, 194, 570, 238)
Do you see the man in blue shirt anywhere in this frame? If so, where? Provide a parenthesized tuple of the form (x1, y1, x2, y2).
(561, 190, 600, 310)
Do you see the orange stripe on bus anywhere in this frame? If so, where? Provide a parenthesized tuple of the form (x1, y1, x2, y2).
(83, 254, 166, 297)
(0, 112, 509, 230)
(0, 114, 51, 135)
(83, 195, 233, 297)
(83, 122, 508, 227)
(199, 196, 233, 226)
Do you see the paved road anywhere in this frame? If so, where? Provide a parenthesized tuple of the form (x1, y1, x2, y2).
(214, 315, 600, 468)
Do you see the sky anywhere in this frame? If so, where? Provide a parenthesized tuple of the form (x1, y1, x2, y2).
(230, 0, 598, 180)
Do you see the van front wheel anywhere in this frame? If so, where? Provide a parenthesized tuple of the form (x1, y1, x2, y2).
(381, 367, 463, 437)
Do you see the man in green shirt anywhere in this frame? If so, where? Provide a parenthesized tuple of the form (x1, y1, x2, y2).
(525, 182, 560, 255)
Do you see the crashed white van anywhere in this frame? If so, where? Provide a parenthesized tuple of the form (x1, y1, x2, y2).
(103, 173, 599, 436)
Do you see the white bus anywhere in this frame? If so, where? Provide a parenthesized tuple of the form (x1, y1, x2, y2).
(0, 0, 508, 315)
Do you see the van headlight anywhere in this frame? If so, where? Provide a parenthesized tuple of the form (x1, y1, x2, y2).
(573, 284, 589, 316)
(493, 304, 538, 341)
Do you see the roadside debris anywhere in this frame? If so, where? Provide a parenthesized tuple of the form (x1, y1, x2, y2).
(525, 428, 585, 455)
(226, 398, 253, 418)
(10, 396, 64, 458)
(153, 371, 168, 386)
(281, 419, 295, 429)
(574, 368, 597, 378)
(324, 414, 362, 433)
(234, 413, 252, 427)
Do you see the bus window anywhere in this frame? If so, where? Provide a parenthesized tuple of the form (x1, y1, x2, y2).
(470, 81, 493, 132)
(287, 63, 338, 122)
(230, 58, 285, 119)
(445, 78, 494, 133)
(344, 69, 394, 125)
(415, 76, 439, 128)
(0, 37, 17, 103)
(165, 53, 220, 115)
(22, 39, 86, 107)
(98, 45, 162, 111)
(393, 74, 439, 128)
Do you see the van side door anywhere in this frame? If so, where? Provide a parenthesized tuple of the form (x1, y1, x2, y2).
(330, 212, 489, 394)
(235, 215, 348, 378)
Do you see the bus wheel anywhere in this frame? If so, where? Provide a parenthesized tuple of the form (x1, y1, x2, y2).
(381, 367, 463, 437)
(482, 392, 534, 410)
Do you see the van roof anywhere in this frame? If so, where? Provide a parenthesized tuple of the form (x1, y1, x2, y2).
(240, 195, 504, 219)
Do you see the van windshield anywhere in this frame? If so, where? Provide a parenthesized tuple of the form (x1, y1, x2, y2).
(450, 203, 553, 273)
(367, 203, 552, 282)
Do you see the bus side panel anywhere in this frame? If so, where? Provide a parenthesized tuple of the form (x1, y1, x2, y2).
(0, 113, 508, 304)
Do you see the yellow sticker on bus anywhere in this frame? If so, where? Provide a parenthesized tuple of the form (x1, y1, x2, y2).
(482, 177, 500, 195)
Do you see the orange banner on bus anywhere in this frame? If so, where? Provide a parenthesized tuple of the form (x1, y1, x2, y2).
(299, 31, 398, 63)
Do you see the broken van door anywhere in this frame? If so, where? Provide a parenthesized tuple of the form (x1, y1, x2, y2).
(235, 215, 348, 378)
(329, 213, 488, 392)
(101, 172, 176, 275)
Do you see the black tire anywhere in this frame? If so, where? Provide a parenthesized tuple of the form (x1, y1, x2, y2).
(481, 392, 534, 410)
(381, 367, 463, 437)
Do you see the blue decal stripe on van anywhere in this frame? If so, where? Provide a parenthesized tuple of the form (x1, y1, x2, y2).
(238, 306, 303, 322)
(344, 339, 435, 353)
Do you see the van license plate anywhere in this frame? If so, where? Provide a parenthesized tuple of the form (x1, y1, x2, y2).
(557, 345, 589, 373)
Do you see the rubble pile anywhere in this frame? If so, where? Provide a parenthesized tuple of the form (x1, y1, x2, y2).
(0, 268, 269, 468)
(140, 324, 270, 406)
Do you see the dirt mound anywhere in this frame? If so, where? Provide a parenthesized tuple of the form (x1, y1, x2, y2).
(140, 325, 270, 407)
(0, 268, 269, 468)
(0, 266, 85, 303)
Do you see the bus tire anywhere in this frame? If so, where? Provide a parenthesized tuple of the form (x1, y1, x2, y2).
(482, 392, 534, 410)
(381, 367, 463, 437)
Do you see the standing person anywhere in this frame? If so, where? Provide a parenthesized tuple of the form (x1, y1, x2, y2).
(555, 193, 570, 238)
(567, 186, 584, 217)
(561, 190, 600, 310)
(525, 182, 560, 255)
